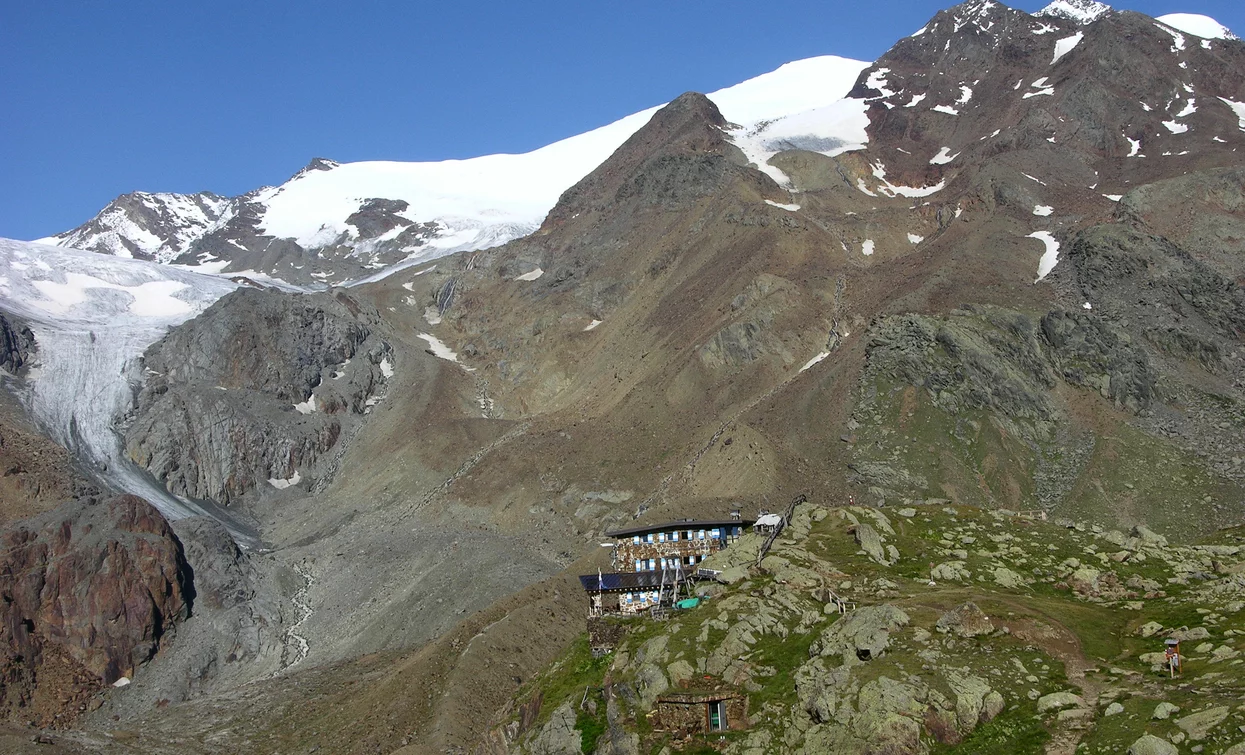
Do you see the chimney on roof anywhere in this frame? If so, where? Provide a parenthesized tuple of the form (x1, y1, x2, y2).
(730, 509, 742, 521)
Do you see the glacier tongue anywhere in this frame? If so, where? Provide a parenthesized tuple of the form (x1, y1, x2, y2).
(0, 238, 259, 544)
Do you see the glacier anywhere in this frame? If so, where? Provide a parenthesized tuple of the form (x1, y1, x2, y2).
(0, 238, 260, 544)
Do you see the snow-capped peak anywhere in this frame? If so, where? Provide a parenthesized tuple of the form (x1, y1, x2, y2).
(1036, 0, 1111, 25)
(1155, 13, 1238, 41)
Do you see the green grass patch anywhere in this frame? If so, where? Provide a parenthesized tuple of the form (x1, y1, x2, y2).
(931, 704, 1049, 755)
(576, 707, 607, 754)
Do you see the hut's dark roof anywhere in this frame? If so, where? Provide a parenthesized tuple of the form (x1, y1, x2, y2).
(578, 571, 668, 592)
(604, 519, 754, 538)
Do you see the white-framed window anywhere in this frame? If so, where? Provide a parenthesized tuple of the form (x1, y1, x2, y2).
(646, 533, 654, 543)
(698, 529, 706, 540)
(634, 559, 642, 571)
(711, 528, 720, 538)
(648, 558, 656, 571)
(633, 535, 641, 544)
(658, 531, 666, 542)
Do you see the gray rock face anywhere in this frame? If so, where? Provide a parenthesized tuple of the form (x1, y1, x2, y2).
(524, 700, 582, 755)
(90, 516, 288, 720)
(1069, 224, 1245, 377)
(0, 313, 35, 374)
(124, 288, 392, 505)
(811, 604, 909, 664)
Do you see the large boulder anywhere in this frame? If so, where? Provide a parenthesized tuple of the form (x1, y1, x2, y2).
(811, 605, 909, 664)
(935, 602, 994, 638)
(853, 523, 892, 566)
(1037, 691, 1085, 713)
(1127, 734, 1178, 755)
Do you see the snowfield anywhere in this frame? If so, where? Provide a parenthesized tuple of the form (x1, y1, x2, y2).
(256, 56, 869, 251)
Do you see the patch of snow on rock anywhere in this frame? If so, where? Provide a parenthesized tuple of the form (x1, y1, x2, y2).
(1033, 205, 1054, 216)
(418, 333, 474, 371)
(1052, 32, 1084, 64)
(765, 200, 800, 211)
(799, 351, 831, 373)
(584, 319, 602, 331)
(908, 233, 925, 244)
(1028, 231, 1061, 282)
(1162, 120, 1189, 134)
(867, 162, 947, 198)
(269, 470, 302, 490)
(1155, 24, 1187, 51)
(1218, 98, 1245, 131)
(930, 147, 959, 165)
(932, 105, 960, 115)
(293, 394, 317, 415)
(904, 94, 927, 108)
(514, 267, 544, 281)
(862, 240, 875, 256)
(379, 358, 394, 378)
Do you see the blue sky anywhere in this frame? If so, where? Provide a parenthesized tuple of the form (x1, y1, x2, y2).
(3, 0, 1242, 240)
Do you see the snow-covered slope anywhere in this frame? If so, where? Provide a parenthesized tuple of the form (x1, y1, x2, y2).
(38, 56, 869, 285)
(38, 191, 232, 263)
(1156, 13, 1239, 40)
(0, 238, 256, 541)
(258, 55, 871, 247)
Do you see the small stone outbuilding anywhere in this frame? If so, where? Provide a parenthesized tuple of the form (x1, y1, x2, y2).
(650, 691, 748, 735)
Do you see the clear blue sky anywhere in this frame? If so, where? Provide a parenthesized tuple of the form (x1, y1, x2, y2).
(3, 0, 1242, 240)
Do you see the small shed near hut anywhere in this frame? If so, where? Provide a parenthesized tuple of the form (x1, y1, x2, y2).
(650, 690, 748, 735)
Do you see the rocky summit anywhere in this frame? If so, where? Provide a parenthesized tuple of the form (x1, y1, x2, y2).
(2, 0, 1245, 753)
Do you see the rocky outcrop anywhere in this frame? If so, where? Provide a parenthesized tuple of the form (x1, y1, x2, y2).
(0, 314, 35, 375)
(86, 516, 287, 718)
(0, 495, 191, 726)
(124, 288, 393, 505)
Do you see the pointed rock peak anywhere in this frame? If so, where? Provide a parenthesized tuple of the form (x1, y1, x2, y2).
(539, 92, 740, 231)
(653, 92, 728, 130)
(1155, 13, 1238, 40)
(305, 157, 340, 172)
(1037, 0, 1111, 25)
(935, 0, 1030, 37)
(289, 157, 341, 182)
